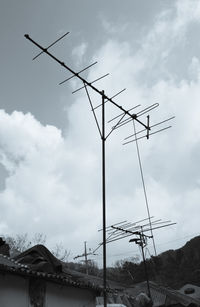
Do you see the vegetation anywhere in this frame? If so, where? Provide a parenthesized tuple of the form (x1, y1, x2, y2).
(104, 236, 200, 289)
(5, 233, 200, 289)
(66, 236, 200, 289)
(4, 233, 70, 261)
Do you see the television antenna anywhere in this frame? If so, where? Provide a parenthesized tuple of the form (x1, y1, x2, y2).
(24, 32, 174, 307)
(98, 217, 176, 299)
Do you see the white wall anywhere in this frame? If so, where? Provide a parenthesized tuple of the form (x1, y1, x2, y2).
(0, 273, 29, 307)
(46, 281, 96, 307)
(0, 272, 96, 307)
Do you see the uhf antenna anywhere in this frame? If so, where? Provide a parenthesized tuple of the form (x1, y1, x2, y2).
(104, 218, 176, 244)
(99, 217, 176, 299)
(24, 32, 174, 307)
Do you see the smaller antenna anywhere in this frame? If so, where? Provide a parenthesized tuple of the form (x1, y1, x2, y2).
(32, 32, 69, 61)
(98, 220, 127, 232)
(103, 217, 176, 245)
(103, 216, 154, 235)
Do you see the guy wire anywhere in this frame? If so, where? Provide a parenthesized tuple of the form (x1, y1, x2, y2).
(133, 120, 157, 256)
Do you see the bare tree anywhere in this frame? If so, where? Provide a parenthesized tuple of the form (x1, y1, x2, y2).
(5, 234, 32, 256)
(4, 233, 70, 261)
(32, 233, 46, 246)
(51, 242, 70, 262)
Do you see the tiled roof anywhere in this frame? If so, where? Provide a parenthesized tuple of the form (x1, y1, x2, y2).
(5, 245, 199, 307)
(62, 265, 126, 291)
(0, 249, 135, 305)
(0, 254, 28, 269)
(0, 253, 99, 293)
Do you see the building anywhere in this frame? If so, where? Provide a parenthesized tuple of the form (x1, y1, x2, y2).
(1, 239, 199, 307)
(0, 243, 99, 307)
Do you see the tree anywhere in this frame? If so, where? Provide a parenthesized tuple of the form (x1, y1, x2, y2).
(51, 242, 70, 262)
(4, 233, 70, 262)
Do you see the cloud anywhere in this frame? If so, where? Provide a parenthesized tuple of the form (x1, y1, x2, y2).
(72, 42, 88, 66)
(1, 0, 200, 265)
(101, 18, 128, 35)
(67, 0, 200, 259)
(0, 109, 102, 255)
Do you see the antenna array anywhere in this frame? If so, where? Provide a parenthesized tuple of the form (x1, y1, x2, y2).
(98, 217, 176, 299)
(24, 32, 175, 307)
(98, 217, 176, 246)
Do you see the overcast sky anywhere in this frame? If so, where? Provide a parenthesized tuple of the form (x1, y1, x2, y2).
(0, 0, 200, 267)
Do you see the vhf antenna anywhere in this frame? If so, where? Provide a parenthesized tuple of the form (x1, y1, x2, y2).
(24, 32, 174, 307)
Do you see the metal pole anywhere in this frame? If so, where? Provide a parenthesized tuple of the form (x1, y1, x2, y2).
(102, 90, 107, 307)
(140, 235, 151, 299)
(84, 241, 88, 275)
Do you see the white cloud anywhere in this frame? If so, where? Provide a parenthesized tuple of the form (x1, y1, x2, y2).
(67, 0, 200, 260)
(101, 18, 128, 35)
(175, 0, 200, 28)
(0, 109, 102, 257)
(189, 57, 200, 81)
(1, 0, 200, 266)
(72, 42, 88, 66)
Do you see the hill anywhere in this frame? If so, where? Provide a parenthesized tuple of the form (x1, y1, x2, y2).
(105, 236, 200, 289)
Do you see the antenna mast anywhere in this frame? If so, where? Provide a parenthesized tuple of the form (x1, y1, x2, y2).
(24, 33, 174, 307)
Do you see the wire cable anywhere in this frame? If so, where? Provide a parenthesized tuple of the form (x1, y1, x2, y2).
(133, 120, 157, 256)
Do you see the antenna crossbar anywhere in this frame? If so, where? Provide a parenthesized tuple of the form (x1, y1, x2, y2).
(105, 216, 154, 233)
(108, 104, 141, 124)
(111, 103, 159, 131)
(93, 88, 126, 111)
(123, 126, 172, 145)
(32, 31, 70, 60)
(24, 34, 149, 131)
(72, 73, 110, 94)
(136, 103, 159, 117)
(59, 61, 98, 85)
(103, 218, 176, 245)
